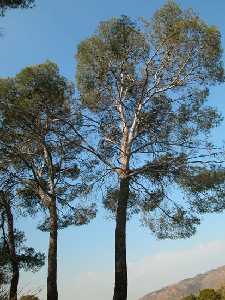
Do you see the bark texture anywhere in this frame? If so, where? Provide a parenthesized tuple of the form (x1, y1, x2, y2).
(47, 201, 58, 300)
(4, 196, 19, 300)
(9, 263, 19, 300)
(113, 177, 130, 300)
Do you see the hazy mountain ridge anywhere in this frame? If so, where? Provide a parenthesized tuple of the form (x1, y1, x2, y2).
(139, 265, 225, 300)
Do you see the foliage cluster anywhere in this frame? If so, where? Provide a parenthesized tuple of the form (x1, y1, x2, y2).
(0, 0, 35, 16)
(183, 287, 225, 300)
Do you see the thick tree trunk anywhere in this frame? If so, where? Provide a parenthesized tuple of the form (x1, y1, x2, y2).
(113, 177, 130, 300)
(47, 202, 58, 300)
(4, 196, 19, 300)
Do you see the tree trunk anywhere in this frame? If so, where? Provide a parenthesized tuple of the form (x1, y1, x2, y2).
(4, 195, 19, 300)
(47, 201, 58, 300)
(9, 264, 19, 300)
(113, 177, 130, 300)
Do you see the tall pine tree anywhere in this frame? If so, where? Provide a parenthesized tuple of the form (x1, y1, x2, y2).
(75, 2, 225, 299)
(0, 61, 96, 300)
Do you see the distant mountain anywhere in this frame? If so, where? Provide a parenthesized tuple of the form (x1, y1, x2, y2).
(139, 265, 225, 300)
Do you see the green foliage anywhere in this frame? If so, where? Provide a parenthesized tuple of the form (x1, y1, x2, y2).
(1, 61, 72, 126)
(103, 188, 139, 219)
(183, 295, 197, 300)
(198, 289, 222, 300)
(0, 217, 45, 275)
(20, 296, 39, 300)
(77, 15, 148, 111)
(76, 3, 225, 239)
(182, 288, 225, 300)
(0, 61, 96, 230)
(177, 166, 225, 214)
(0, 0, 35, 16)
(38, 204, 97, 231)
(150, 0, 224, 82)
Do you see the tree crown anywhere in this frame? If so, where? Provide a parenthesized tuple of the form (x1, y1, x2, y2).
(76, 2, 225, 239)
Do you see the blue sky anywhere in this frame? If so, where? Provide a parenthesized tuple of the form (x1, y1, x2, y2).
(1, 1, 225, 299)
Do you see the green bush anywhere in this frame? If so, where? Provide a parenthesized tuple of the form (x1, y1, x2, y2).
(20, 296, 39, 300)
(183, 295, 197, 300)
(198, 289, 222, 300)
(182, 288, 225, 300)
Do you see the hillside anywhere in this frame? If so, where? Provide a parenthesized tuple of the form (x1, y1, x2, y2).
(139, 265, 225, 300)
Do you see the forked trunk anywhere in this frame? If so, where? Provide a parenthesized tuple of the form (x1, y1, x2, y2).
(113, 177, 130, 300)
(47, 202, 58, 300)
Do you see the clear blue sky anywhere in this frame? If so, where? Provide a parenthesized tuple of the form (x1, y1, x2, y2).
(1, 1, 225, 300)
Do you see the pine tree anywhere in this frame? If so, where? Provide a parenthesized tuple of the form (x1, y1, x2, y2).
(0, 61, 96, 300)
(75, 2, 225, 299)
(0, 189, 45, 300)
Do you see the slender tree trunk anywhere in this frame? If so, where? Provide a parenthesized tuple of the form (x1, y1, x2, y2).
(9, 264, 19, 300)
(113, 177, 130, 300)
(4, 195, 19, 300)
(47, 201, 58, 300)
